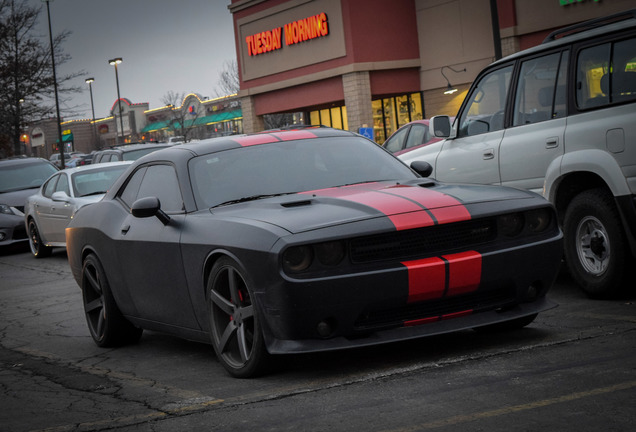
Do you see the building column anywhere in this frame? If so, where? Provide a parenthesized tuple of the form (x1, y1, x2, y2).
(342, 72, 373, 132)
(240, 95, 265, 133)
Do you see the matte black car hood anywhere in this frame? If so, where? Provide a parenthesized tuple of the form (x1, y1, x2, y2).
(210, 181, 534, 234)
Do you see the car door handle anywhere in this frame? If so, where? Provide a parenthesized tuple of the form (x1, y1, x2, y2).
(121, 224, 130, 234)
(483, 149, 495, 160)
(546, 137, 559, 148)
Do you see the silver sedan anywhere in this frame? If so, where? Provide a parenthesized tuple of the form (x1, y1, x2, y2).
(24, 161, 132, 257)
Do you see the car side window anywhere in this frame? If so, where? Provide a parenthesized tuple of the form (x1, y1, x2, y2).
(119, 167, 147, 208)
(611, 37, 636, 103)
(136, 165, 184, 213)
(513, 52, 563, 126)
(42, 175, 58, 198)
(577, 43, 610, 109)
(384, 126, 409, 153)
(55, 174, 70, 196)
(577, 37, 636, 109)
(458, 65, 513, 137)
(404, 124, 430, 149)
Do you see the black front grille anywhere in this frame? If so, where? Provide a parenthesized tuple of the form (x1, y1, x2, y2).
(350, 218, 496, 263)
(354, 287, 514, 331)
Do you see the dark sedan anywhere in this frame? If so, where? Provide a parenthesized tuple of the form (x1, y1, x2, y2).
(66, 128, 563, 378)
(0, 158, 58, 251)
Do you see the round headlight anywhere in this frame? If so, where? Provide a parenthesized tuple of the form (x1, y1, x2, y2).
(526, 208, 552, 233)
(315, 241, 345, 266)
(499, 212, 524, 237)
(283, 245, 313, 273)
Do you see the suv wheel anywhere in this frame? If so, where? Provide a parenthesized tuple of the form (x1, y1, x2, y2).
(563, 188, 630, 298)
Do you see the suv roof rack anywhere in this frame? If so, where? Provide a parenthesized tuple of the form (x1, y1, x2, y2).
(542, 9, 636, 43)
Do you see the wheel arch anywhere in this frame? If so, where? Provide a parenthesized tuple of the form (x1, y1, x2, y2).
(202, 249, 244, 299)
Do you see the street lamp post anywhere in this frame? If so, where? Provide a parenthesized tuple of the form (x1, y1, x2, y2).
(85, 78, 97, 149)
(42, 0, 65, 168)
(108, 57, 125, 144)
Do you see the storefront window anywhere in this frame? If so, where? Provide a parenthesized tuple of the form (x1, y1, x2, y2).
(373, 93, 424, 144)
(308, 106, 348, 130)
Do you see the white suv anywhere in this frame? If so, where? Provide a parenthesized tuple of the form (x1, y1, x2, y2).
(401, 10, 636, 298)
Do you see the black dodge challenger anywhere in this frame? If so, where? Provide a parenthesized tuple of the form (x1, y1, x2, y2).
(66, 127, 563, 378)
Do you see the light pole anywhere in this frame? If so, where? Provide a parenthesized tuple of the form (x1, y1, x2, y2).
(108, 57, 124, 144)
(85, 78, 97, 149)
(42, 0, 65, 168)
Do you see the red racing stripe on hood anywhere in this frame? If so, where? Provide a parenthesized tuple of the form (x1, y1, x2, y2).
(382, 185, 471, 225)
(304, 183, 471, 231)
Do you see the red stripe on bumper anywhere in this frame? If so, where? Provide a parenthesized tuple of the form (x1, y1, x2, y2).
(404, 257, 446, 303)
(445, 251, 482, 296)
(403, 251, 482, 303)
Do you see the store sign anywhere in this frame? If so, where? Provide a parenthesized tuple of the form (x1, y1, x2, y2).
(245, 12, 329, 56)
(31, 127, 45, 147)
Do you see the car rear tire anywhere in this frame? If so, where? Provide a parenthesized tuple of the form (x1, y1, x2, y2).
(27, 219, 52, 258)
(208, 257, 270, 378)
(81, 254, 143, 347)
(563, 188, 630, 298)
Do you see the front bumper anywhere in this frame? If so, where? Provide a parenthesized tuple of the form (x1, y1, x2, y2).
(257, 234, 563, 354)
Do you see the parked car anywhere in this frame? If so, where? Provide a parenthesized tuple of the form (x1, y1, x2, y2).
(49, 152, 72, 168)
(400, 10, 636, 298)
(382, 119, 442, 156)
(24, 161, 132, 257)
(91, 143, 173, 164)
(0, 158, 58, 251)
(66, 127, 562, 378)
(65, 153, 92, 168)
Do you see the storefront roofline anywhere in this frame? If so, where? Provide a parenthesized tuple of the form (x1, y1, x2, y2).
(239, 59, 420, 97)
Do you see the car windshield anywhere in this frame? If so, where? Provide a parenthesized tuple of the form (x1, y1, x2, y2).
(71, 165, 130, 197)
(0, 161, 58, 193)
(189, 136, 417, 209)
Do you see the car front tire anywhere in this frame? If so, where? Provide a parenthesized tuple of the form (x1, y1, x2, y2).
(27, 219, 52, 258)
(208, 257, 270, 378)
(563, 188, 630, 298)
(81, 254, 143, 347)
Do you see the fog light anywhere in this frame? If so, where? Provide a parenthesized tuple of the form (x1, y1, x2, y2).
(0, 232, 6, 241)
(316, 319, 334, 338)
(525, 282, 541, 301)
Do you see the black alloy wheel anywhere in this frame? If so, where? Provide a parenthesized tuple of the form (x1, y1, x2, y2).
(208, 257, 270, 378)
(27, 219, 52, 258)
(81, 254, 142, 347)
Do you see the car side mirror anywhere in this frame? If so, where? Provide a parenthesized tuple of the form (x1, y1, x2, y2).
(131, 196, 170, 225)
(429, 115, 451, 138)
(410, 161, 433, 177)
(51, 191, 70, 202)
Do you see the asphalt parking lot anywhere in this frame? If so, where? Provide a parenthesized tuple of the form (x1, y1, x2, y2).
(1, 246, 635, 432)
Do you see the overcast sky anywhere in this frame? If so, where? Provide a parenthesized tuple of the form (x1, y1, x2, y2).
(30, 0, 236, 120)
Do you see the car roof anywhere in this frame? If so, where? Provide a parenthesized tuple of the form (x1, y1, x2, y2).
(490, 9, 636, 68)
(61, 160, 133, 174)
(100, 143, 173, 153)
(163, 127, 360, 158)
(0, 157, 56, 168)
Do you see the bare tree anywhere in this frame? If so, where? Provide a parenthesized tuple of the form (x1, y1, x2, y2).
(161, 91, 201, 142)
(215, 59, 239, 97)
(0, 0, 83, 156)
